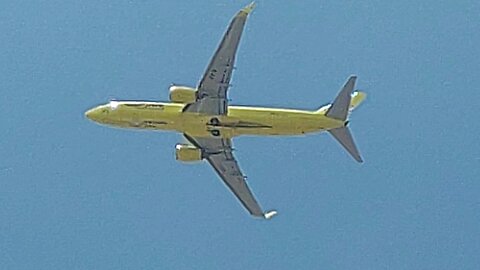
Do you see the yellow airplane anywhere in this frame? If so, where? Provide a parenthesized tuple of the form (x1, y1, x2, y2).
(85, 2, 366, 219)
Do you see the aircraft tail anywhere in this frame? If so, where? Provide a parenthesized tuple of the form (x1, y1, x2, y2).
(326, 76, 357, 120)
(328, 126, 363, 162)
(326, 75, 364, 163)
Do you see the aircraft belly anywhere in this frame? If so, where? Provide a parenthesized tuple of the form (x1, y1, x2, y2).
(104, 104, 339, 138)
(102, 103, 184, 131)
(225, 108, 329, 136)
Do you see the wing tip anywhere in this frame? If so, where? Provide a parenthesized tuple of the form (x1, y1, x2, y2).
(241, 2, 256, 15)
(263, 210, 278, 219)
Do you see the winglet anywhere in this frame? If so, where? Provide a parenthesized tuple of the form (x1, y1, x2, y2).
(241, 2, 256, 15)
(263, 210, 278, 219)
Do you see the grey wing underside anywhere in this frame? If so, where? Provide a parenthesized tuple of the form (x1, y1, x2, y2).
(184, 134, 276, 219)
(184, 3, 254, 115)
(180, 4, 276, 219)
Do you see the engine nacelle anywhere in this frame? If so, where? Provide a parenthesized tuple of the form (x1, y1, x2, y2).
(175, 144, 202, 162)
(169, 85, 196, 103)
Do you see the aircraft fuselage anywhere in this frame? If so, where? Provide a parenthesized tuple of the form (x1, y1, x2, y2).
(85, 101, 344, 138)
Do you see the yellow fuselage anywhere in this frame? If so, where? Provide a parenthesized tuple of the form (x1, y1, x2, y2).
(85, 101, 344, 138)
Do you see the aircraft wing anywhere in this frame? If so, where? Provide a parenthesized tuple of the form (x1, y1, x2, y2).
(184, 2, 255, 115)
(184, 133, 276, 219)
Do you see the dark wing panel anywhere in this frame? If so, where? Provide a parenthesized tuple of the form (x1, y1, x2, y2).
(184, 134, 276, 219)
(184, 3, 255, 115)
(207, 154, 264, 217)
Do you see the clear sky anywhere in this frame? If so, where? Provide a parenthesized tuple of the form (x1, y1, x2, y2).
(1, 1, 479, 269)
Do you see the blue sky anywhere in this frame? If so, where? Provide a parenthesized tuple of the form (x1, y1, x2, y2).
(1, 1, 479, 269)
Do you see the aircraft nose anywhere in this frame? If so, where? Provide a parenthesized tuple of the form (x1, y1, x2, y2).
(85, 107, 103, 122)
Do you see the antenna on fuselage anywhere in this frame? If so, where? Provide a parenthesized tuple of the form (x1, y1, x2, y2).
(107, 95, 119, 102)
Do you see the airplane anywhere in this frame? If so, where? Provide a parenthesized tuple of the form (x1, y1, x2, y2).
(85, 2, 366, 219)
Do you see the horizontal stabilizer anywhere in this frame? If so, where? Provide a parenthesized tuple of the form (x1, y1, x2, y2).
(326, 75, 357, 121)
(328, 126, 363, 163)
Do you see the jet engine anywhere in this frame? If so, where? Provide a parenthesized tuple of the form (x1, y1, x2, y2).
(175, 144, 203, 162)
(169, 85, 196, 103)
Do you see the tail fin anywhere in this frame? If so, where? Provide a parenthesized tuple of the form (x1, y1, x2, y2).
(327, 75, 364, 163)
(349, 91, 367, 111)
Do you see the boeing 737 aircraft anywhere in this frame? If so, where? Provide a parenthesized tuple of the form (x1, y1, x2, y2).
(85, 2, 366, 219)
